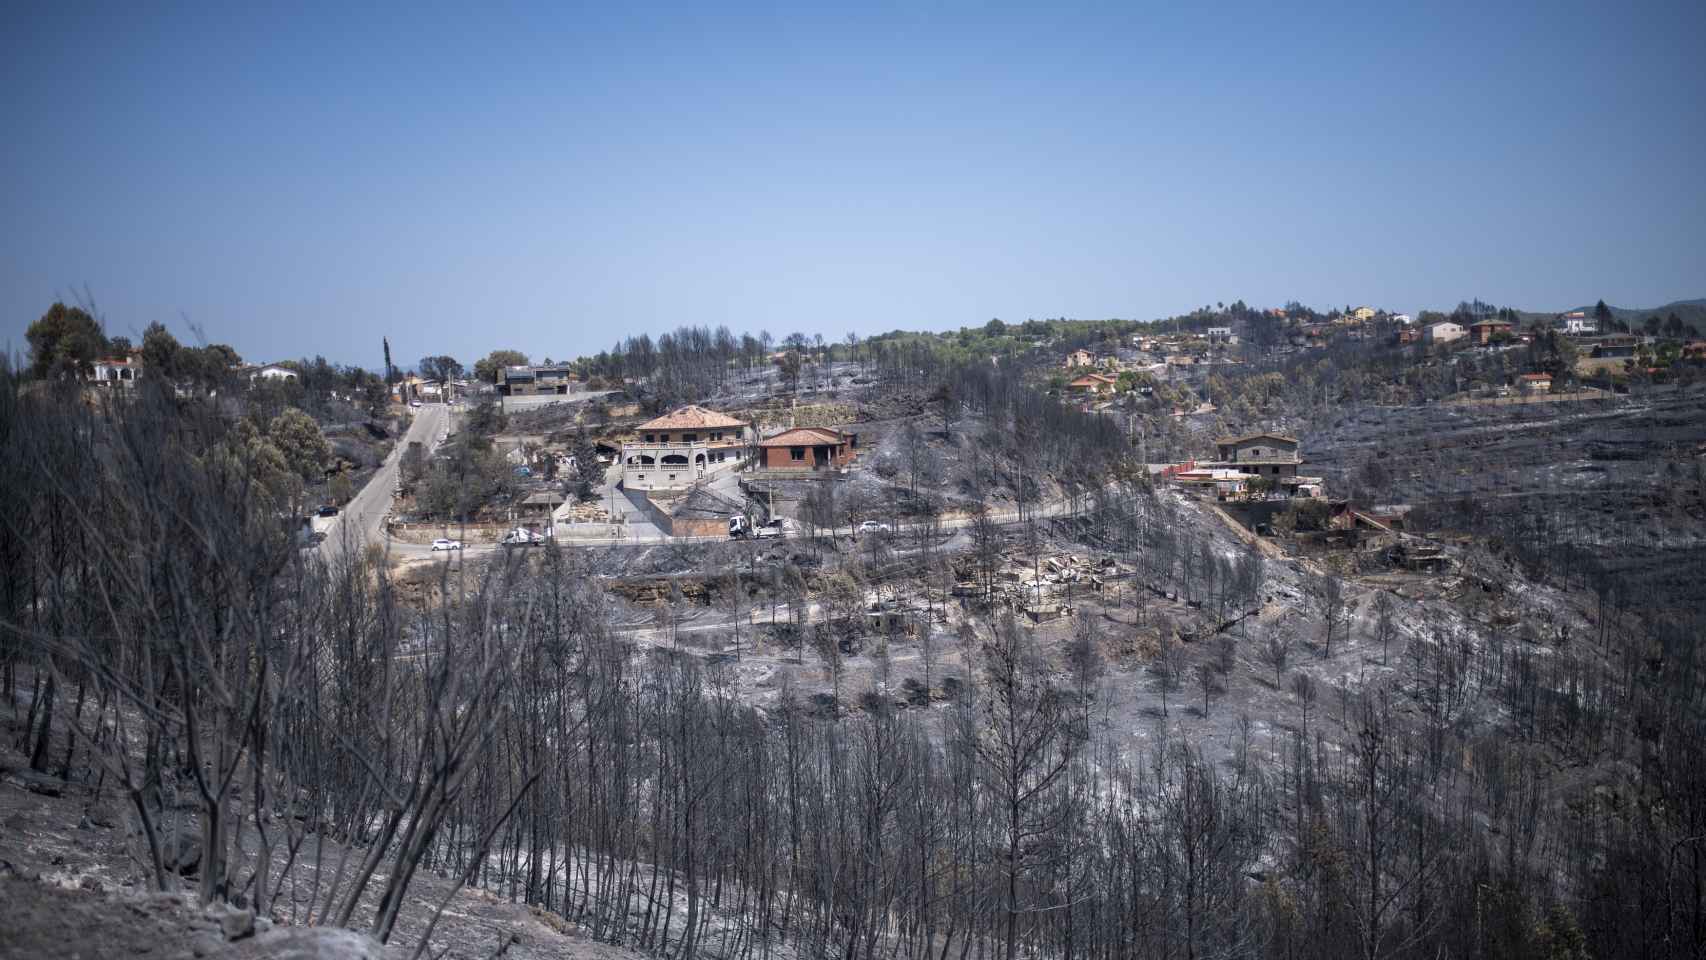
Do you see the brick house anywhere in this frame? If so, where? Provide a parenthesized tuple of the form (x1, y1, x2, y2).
(756, 426, 858, 471)
(1468, 318, 1513, 344)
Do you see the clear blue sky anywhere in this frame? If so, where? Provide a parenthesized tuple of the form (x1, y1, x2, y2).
(3, 2, 1703, 369)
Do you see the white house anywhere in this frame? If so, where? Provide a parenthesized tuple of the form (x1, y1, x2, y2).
(91, 357, 139, 387)
(1205, 326, 1239, 345)
(1423, 322, 1465, 344)
(250, 363, 299, 381)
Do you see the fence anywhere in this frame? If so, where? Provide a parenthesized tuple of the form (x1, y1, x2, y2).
(388, 518, 634, 544)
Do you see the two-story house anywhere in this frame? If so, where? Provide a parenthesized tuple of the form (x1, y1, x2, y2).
(1211, 433, 1302, 478)
(621, 405, 749, 492)
(498, 364, 579, 396)
(1468, 318, 1513, 345)
(1424, 321, 1466, 344)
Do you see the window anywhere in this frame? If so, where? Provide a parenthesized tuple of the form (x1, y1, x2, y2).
(644, 433, 655, 442)
(636, 474, 645, 480)
(682, 433, 698, 442)
(711, 432, 722, 441)
(790, 447, 806, 462)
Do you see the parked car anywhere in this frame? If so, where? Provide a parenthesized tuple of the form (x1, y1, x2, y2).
(316, 504, 339, 518)
(754, 519, 791, 540)
(501, 529, 544, 547)
(856, 520, 892, 535)
(430, 538, 462, 551)
(410, 399, 422, 407)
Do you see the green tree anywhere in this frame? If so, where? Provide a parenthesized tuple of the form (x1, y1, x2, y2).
(26, 302, 108, 379)
(268, 408, 330, 483)
(329, 471, 354, 505)
(473, 349, 530, 384)
(419, 354, 463, 386)
(1593, 299, 1613, 327)
(140, 321, 181, 378)
(569, 428, 605, 501)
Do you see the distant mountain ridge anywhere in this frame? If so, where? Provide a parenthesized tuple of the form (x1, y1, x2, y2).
(1510, 297, 1706, 332)
(1564, 298, 1706, 320)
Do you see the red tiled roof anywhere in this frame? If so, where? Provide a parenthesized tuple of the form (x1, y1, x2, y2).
(637, 405, 746, 430)
(1518, 373, 1550, 381)
(758, 427, 845, 447)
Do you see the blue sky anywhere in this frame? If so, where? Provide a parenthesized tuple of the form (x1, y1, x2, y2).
(3, 2, 1703, 369)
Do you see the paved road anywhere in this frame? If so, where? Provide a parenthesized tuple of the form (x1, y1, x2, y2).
(318, 403, 451, 563)
(388, 486, 1091, 563)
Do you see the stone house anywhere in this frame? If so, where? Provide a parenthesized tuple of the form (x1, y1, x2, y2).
(498, 364, 578, 396)
(1211, 433, 1302, 478)
(621, 405, 748, 492)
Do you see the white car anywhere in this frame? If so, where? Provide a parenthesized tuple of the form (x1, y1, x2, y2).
(410, 399, 422, 407)
(430, 538, 463, 552)
(857, 520, 893, 535)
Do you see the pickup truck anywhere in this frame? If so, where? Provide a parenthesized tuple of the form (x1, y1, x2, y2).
(730, 516, 793, 540)
(501, 528, 545, 547)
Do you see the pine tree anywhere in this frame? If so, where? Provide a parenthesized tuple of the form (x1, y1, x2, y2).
(383, 337, 394, 384)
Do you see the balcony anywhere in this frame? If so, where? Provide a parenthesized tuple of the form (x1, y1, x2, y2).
(622, 438, 745, 451)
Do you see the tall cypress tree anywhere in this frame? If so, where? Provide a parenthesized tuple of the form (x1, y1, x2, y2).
(383, 337, 394, 384)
